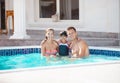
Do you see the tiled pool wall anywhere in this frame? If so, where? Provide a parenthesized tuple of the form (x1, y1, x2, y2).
(0, 48, 40, 56)
(0, 47, 120, 57)
(90, 49, 120, 57)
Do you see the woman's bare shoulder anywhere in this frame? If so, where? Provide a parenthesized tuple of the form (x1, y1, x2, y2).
(40, 39, 47, 46)
(53, 40, 59, 46)
(57, 39, 61, 44)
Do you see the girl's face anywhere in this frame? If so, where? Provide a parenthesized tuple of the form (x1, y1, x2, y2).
(60, 36, 67, 43)
(46, 30, 54, 40)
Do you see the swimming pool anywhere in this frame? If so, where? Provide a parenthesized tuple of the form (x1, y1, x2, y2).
(0, 46, 120, 83)
(0, 46, 120, 71)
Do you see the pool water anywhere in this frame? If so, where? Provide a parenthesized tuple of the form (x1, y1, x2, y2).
(0, 53, 120, 70)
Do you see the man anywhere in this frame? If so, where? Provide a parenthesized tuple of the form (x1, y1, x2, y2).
(67, 27, 89, 58)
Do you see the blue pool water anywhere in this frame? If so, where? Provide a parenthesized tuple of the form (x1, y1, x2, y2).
(0, 53, 120, 70)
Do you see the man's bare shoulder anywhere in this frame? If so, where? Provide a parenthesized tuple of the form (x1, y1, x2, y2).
(78, 39, 88, 46)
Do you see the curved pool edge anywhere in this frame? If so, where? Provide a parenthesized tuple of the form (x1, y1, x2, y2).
(0, 60, 120, 74)
(0, 61, 120, 83)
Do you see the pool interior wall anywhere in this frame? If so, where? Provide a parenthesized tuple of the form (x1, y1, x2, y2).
(0, 46, 120, 57)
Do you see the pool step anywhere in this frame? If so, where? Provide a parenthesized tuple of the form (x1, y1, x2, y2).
(0, 38, 119, 46)
(0, 30, 119, 46)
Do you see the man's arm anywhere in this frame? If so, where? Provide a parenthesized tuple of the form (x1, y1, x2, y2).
(78, 40, 89, 58)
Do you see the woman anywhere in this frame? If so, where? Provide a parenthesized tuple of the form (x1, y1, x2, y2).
(40, 28, 59, 57)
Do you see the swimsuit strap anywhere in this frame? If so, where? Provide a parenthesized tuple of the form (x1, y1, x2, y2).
(59, 43, 68, 46)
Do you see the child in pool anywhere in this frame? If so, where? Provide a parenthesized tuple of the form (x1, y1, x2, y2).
(58, 31, 69, 56)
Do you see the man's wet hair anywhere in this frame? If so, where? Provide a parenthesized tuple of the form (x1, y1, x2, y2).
(67, 27, 76, 32)
(60, 31, 68, 37)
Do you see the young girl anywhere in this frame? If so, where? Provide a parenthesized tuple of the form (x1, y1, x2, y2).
(40, 28, 59, 57)
(58, 31, 69, 56)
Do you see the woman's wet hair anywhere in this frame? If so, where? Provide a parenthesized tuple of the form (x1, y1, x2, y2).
(45, 28, 54, 39)
(60, 31, 67, 37)
(46, 28, 54, 33)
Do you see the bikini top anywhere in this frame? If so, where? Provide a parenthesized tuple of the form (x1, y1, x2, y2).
(45, 50, 57, 56)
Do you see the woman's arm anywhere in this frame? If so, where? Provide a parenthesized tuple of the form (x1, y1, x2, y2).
(40, 40, 46, 56)
(41, 44, 46, 56)
(54, 40, 59, 52)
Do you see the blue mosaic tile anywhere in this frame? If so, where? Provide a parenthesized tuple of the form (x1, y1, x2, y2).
(0, 48, 119, 57)
(89, 49, 120, 57)
(0, 48, 40, 56)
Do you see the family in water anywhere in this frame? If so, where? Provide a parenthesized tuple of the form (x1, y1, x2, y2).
(40, 27, 89, 58)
